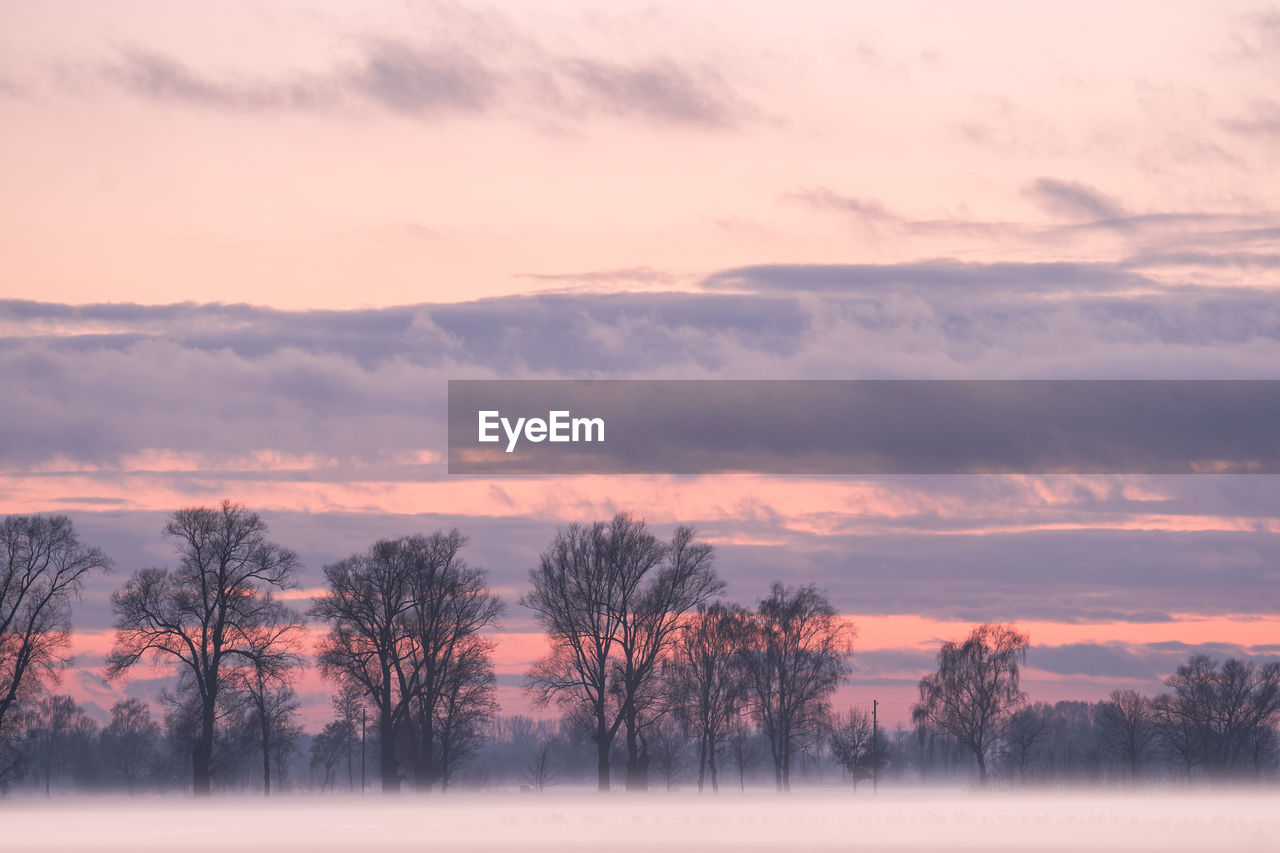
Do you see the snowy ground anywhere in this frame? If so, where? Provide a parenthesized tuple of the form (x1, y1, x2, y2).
(3, 788, 1278, 852)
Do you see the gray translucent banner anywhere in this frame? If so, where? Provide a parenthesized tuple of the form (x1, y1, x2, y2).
(447, 380, 1280, 475)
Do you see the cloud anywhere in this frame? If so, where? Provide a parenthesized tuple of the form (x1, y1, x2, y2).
(99, 24, 750, 128)
(1122, 251, 1280, 270)
(106, 49, 330, 112)
(1030, 642, 1165, 680)
(350, 39, 496, 115)
(1026, 178, 1125, 221)
(785, 187, 900, 228)
(106, 41, 493, 117)
(699, 260, 1148, 295)
(561, 57, 744, 126)
(1223, 100, 1280, 136)
(1029, 640, 1280, 681)
(515, 266, 682, 289)
(6, 261, 1280, 476)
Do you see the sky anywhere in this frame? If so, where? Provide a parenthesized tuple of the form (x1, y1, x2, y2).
(2, 0, 1280, 731)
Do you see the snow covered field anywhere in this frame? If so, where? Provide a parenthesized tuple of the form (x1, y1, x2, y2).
(4, 789, 1278, 852)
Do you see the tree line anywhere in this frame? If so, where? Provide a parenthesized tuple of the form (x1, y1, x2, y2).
(2, 504, 1279, 795)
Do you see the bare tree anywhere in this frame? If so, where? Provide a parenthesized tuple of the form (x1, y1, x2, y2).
(402, 531, 502, 792)
(106, 500, 302, 795)
(725, 720, 761, 791)
(239, 676, 301, 796)
(1154, 655, 1280, 778)
(668, 601, 751, 792)
(311, 720, 349, 791)
(100, 698, 161, 793)
(522, 739, 557, 792)
(829, 707, 887, 791)
(230, 596, 304, 796)
(1094, 689, 1157, 781)
(330, 684, 364, 789)
(524, 514, 721, 792)
(435, 632, 499, 791)
(647, 717, 689, 790)
(29, 694, 95, 795)
(313, 531, 501, 794)
(313, 537, 420, 793)
(742, 583, 854, 792)
(912, 623, 1029, 786)
(1001, 703, 1051, 783)
(1, 515, 110, 739)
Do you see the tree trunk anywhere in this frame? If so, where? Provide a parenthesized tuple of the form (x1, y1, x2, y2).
(193, 693, 216, 796)
(624, 701, 646, 791)
(696, 734, 707, 792)
(976, 750, 988, 786)
(380, 706, 400, 793)
(419, 712, 435, 792)
(708, 735, 719, 793)
(596, 714, 611, 792)
(346, 734, 354, 790)
(261, 715, 272, 796)
(439, 733, 451, 793)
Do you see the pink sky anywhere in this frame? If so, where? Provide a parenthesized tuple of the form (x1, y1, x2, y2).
(2, 2, 1277, 308)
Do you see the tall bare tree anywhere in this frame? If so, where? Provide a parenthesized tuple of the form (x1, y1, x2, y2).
(829, 707, 887, 791)
(402, 531, 502, 791)
(313, 537, 416, 792)
(29, 693, 95, 795)
(1153, 655, 1280, 778)
(1095, 689, 1157, 780)
(106, 500, 302, 795)
(523, 514, 721, 791)
(100, 698, 161, 793)
(912, 623, 1029, 785)
(238, 672, 301, 796)
(1, 515, 110, 740)
(313, 531, 501, 793)
(231, 596, 303, 796)
(668, 601, 751, 792)
(435, 632, 498, 791)
(330, 684, 364, 789)
(742, 583, 854, 792)
(1001, 703, 1051, 783)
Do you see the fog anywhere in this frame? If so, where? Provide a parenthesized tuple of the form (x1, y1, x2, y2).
(4, 790, 1277, 852)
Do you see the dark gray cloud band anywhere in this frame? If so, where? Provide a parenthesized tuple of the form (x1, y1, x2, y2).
(4, 256, 1280, 469)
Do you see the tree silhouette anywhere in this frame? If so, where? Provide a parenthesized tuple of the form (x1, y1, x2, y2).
(1095, 689, 1157, 780)
(523, 514, 721, 791)
(741, 583, 854, 792)
(1153, 655, 1280, 778)
(100, 698, 161, 793)
(912, 623, 1028, 785)
(1, 515, 110, 742)
(829, 707, 887, 791)
(107, 500, 302, 796)
(667, 601, 751, 792)
(313, 530, 501, 793)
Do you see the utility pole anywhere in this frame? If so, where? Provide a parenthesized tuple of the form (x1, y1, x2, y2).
(361, 706, 366, 794)
(872, 699, 879, 794)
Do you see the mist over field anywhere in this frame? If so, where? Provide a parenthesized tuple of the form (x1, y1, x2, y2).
(5, 790, 1279, 853)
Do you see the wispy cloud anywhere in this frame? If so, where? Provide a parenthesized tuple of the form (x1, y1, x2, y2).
(560, 57, 745, 126)
(100, 28, 751, 128)
(1026, 178, 1125, 221)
